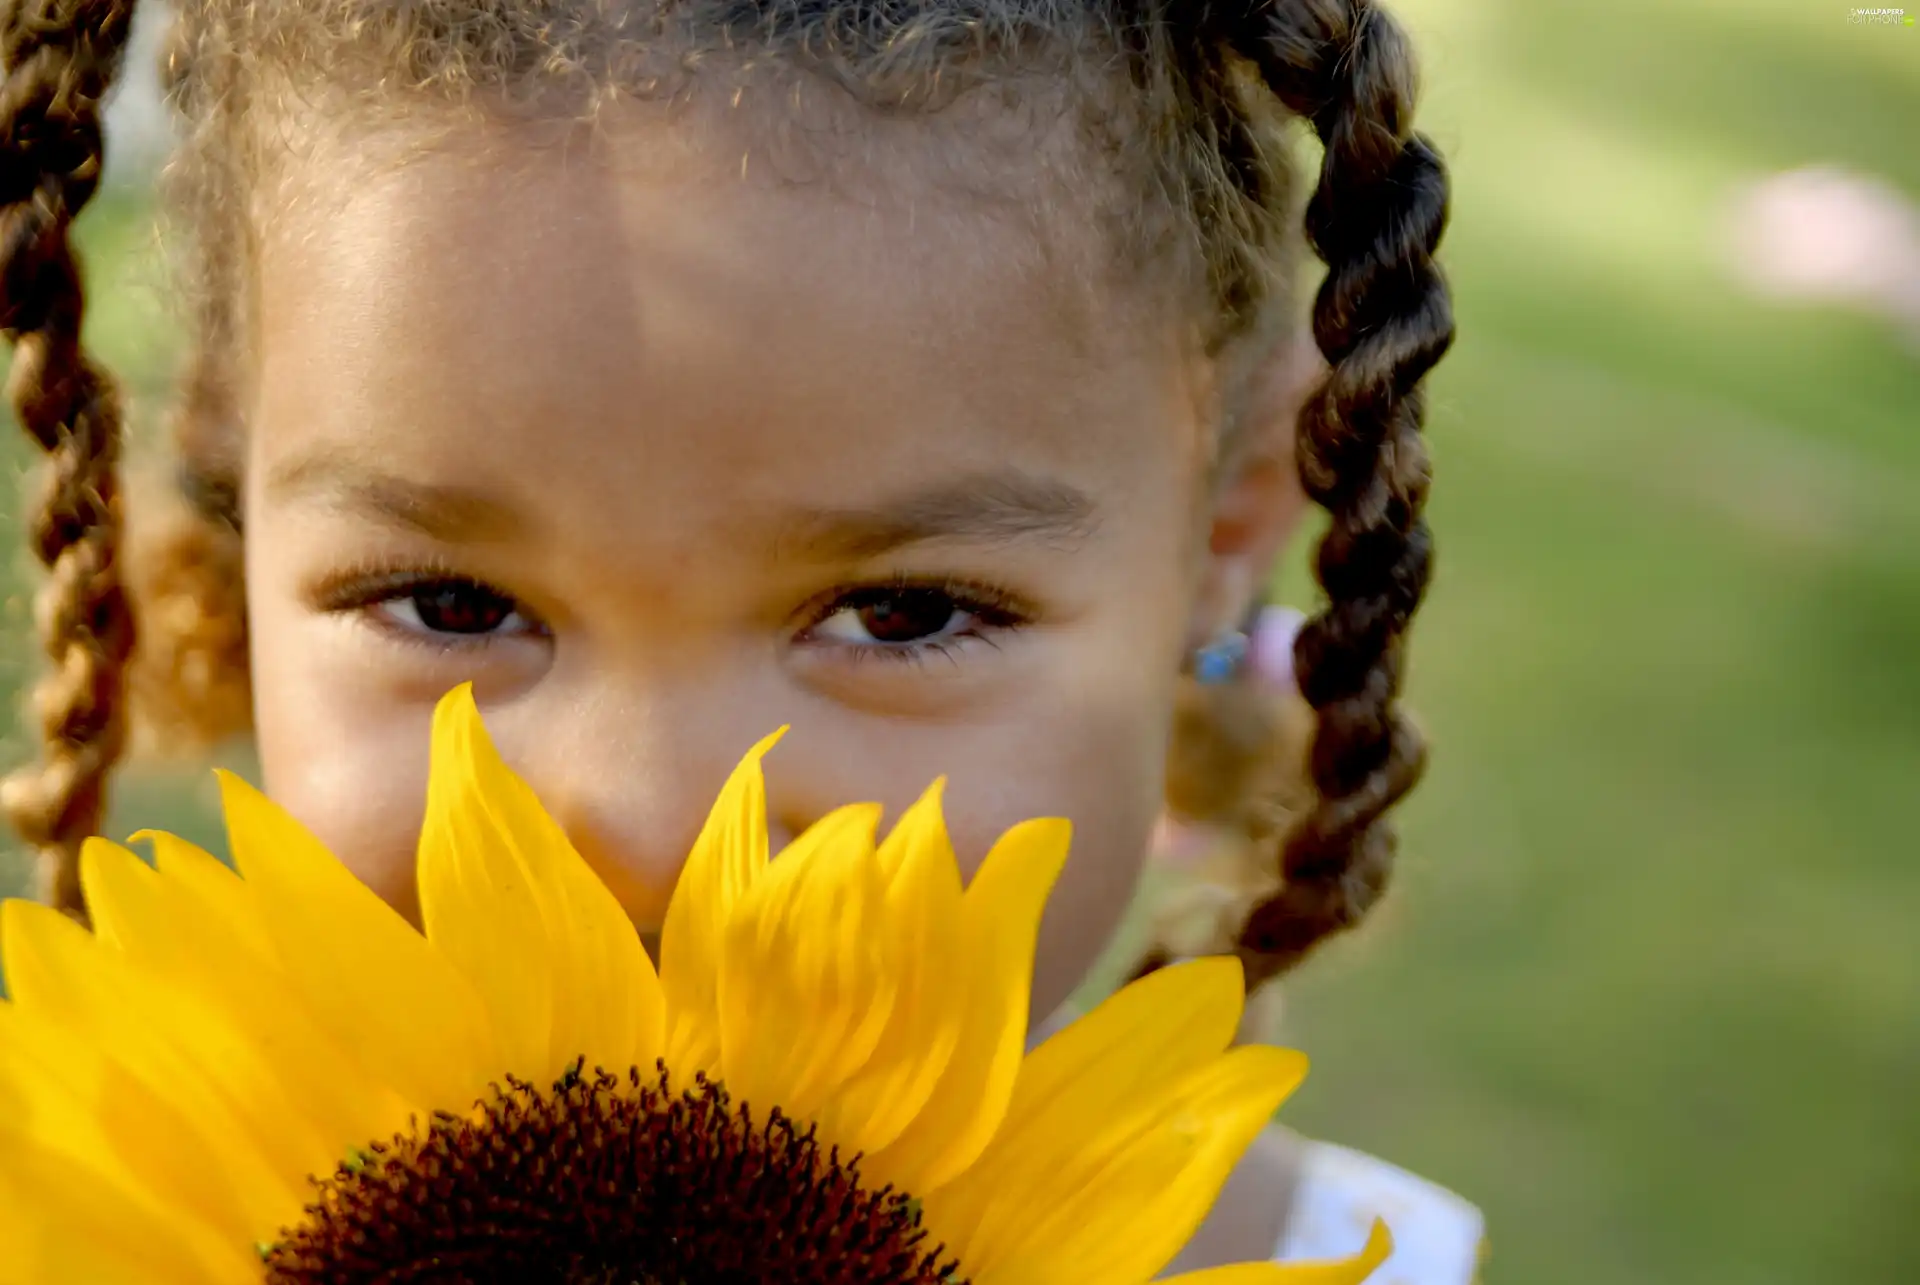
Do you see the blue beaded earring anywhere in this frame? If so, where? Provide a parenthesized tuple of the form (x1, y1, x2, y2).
(1189, 628, 1250, 686)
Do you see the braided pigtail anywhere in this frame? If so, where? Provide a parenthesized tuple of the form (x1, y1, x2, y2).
(0, 0, 141, 915)
(1222, 0, 1453, 989)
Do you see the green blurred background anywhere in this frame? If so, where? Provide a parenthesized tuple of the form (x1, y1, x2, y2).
(3, 1, 1916, 1282)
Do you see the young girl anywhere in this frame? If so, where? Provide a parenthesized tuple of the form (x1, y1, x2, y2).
(0, 0, 1476, 1277)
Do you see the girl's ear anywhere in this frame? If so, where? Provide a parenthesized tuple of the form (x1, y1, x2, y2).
(1187, 333, 1320, 645)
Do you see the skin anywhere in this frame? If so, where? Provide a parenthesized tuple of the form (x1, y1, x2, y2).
(242, 104, 1306, 1265)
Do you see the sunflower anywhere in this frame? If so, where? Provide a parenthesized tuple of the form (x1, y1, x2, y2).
(0, 685, 1389, 1285)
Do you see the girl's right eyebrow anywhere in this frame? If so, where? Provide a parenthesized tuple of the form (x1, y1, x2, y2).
(762, 470, 1100, 562)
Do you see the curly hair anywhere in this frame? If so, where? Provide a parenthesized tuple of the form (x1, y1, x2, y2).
(1, 0, 1451, 988)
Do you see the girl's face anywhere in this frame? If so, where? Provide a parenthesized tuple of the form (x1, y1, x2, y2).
(242, 115, 1284, 1020)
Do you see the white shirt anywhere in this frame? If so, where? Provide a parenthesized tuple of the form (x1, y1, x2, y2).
(1274, 1141, 1486, 1284)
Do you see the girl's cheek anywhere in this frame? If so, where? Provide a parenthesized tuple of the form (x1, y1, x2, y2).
(332, 810, 429, 923)
(981, 696, 1169, 1022)
(271, 745, 432, 920)
(251, 685, 434, 921)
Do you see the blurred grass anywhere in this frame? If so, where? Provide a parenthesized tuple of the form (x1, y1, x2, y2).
(1264, 3, 1920, 1284)
(2, 0, 1916, 1282)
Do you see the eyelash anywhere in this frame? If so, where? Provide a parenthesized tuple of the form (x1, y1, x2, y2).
(313, 565, 1032, 665)
(792, 575, 1032, 667)
(314, 563, 545, 653)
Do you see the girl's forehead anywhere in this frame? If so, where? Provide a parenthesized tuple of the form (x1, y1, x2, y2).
(249, 124, 1212, 557)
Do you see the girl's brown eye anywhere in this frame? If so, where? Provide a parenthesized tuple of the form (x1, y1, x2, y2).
(840, 587, 964, 645)
(801, 578, 1028, 665)
(389, 580, 525, 636)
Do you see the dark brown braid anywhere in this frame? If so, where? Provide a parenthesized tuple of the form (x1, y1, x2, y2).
(1217, 0, 1453, 988)
(0, 0, 140, 917)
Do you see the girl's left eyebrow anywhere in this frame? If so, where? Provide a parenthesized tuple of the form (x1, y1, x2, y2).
(264, 449, 528, 543)
(763, 470, 1099, 562)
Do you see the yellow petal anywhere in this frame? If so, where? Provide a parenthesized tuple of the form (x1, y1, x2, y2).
(132, 829, 272, 956)
(0, 1130, 259, 1285)
(217, 768, 499, 1112)
(1160, 1221, 1394, 1285)
(867, 816, 1070, 1192)
(716, 802, 894, 1120)
(811, 780, 967, 1157)
(0, 900, 310, 1242)
(659, 727, 785, 1075)
(0, 1002, 219, 1248)
(992, 957, 1248, 1152)
(934, 1044, 1308, 1282)
(419, 685, 664, 1087)
(82, 836, 413, 1165)
(418, 702, 553, 1082)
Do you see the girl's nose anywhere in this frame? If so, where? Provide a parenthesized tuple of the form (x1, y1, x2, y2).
(500, 705, 797, 934)
(557, 803, 686, 935)
(552, 774, 794, 935)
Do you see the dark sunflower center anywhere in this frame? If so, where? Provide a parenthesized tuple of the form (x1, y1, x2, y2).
(262, 1062, 964, 1285)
